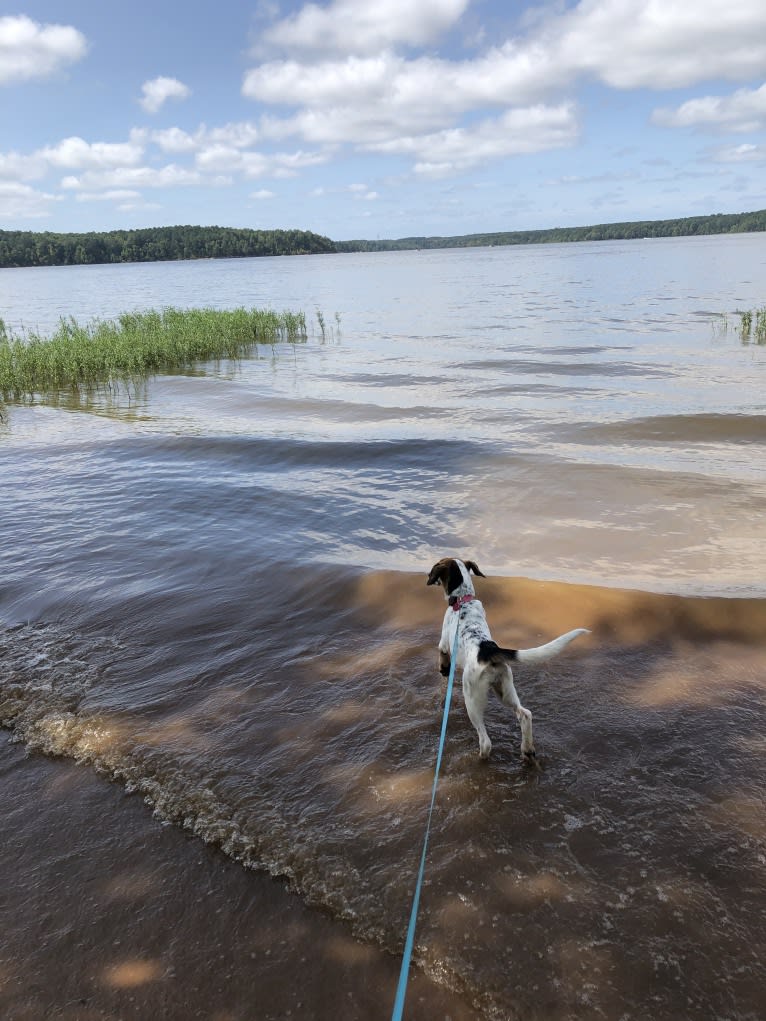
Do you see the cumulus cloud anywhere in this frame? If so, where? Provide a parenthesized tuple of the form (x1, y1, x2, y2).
(245, 48, 571, 123)
(258, 0, 470, 56)
(188, 142, 329, 180)
(61, 164, 202, 191)
(139, 76, 191, 114)
(151, 127, 199, 153)
(0, 149, 47, 181)
(247, 1, 766, 106)
(711, 142, 766, 163)
(372, 102, 579, 175)
(152, 121, 260, 153)
(0, 132, 147, 192)
(250, 188, 276, 198)
(243, 0, 766, 176)
(74, 189, 142, 203)
(39, 134, 145, 169)
(540, 0, 766, 90)
(249, 48, 574, 151)
(0, 14, 87, 85)
(653, 83, 766, 133)
(0, 180, 59, 218)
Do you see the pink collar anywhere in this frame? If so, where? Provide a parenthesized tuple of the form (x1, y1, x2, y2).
(449, 594, 475, 612)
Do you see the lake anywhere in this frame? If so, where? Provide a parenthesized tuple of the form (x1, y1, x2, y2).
(1, 234, 765, 1021)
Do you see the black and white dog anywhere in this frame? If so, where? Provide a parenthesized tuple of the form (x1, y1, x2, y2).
(427, 557, 588, 762)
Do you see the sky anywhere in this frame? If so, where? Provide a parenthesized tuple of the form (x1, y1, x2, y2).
(2, 0, 766, 240)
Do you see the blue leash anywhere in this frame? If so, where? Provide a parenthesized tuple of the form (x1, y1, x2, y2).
(391, 621, 460, 1021)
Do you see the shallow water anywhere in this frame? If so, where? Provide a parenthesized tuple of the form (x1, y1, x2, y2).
(1, 236, 765, 1019)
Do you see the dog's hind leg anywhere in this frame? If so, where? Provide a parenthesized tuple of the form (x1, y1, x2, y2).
(500, 668, 535, 762)
(463, 671, 492, 759)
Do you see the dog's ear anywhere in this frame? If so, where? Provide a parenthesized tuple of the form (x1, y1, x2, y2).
(464, 560, 486, 578)
(426, 560, 448, 586)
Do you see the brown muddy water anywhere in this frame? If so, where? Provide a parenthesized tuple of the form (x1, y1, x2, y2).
(1, 237, 766, 1020)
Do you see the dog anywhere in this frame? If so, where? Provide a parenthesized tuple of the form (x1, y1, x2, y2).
(427, 557, 588, 762)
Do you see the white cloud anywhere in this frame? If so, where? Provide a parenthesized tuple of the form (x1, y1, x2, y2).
(206, 121, 260, 148)
(152, 121, 261, 154)
(373, 102, 579, 176)
(245, 49, 566, 125)
(711, 142, 766, 163)
(0, 150, 47, 181)
(40, 135, 144, 169)
(244, 0, 766, 178)
(0, 14, 87, 85)
(347, 183, 379, 199)
(74, 189, 143, 203)
(250, 45, 569, 148)
(151, 127, 199, 153)
(653, 83, 766, 133)
(193, 143, 329, 179)
(245, 55, 402, 110)
(0, 180, 59, 218)
(258, 0, 470, 56)
(139, 76, 191, 114)
(546, 0, 766, 90)
(195, 145, 247, 174)
(61, 164, 202, 191)
(0, 133, 148, 203)
(251, 188, 276, 199)
(247, 2, 766, 109)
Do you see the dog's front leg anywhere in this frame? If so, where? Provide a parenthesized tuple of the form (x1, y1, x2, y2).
(437, 614, 452, 677)
(438, 647, 451, 676)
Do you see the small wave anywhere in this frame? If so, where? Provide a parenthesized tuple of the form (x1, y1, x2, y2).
(568, 413, 766, 444)
(453, 357, 675, 377)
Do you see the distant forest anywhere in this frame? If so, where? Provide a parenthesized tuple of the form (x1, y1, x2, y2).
(337, 208, 766, 252)
(0, 225, 336, 268)
(1, 209, 765, 268)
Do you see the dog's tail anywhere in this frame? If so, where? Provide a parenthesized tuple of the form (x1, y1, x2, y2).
(478, 628, 589, 666)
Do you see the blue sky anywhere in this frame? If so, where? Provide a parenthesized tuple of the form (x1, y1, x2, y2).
(2, 0, 766, 240)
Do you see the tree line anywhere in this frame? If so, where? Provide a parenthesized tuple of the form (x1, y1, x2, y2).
(1, 209, 765, 268)
(0, 225, 336, 268)
(336, 208, 766, 252)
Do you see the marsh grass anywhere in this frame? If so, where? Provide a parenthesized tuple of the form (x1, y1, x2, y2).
(711, 308, 766, 345)
(740, 306, 766, 343)
(0, 306, 307, 401)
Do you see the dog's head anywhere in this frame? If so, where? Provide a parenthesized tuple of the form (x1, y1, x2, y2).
(426, 557, 486, 598)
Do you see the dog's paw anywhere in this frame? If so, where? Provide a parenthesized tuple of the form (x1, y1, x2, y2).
(522, 748, 537, 764)
(479, 739, 492, 760)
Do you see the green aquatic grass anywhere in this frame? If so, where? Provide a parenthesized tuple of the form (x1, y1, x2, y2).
(740, 306, 766, 343)
(711, 307, 766, 345)
(0, 306, 307, 401)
